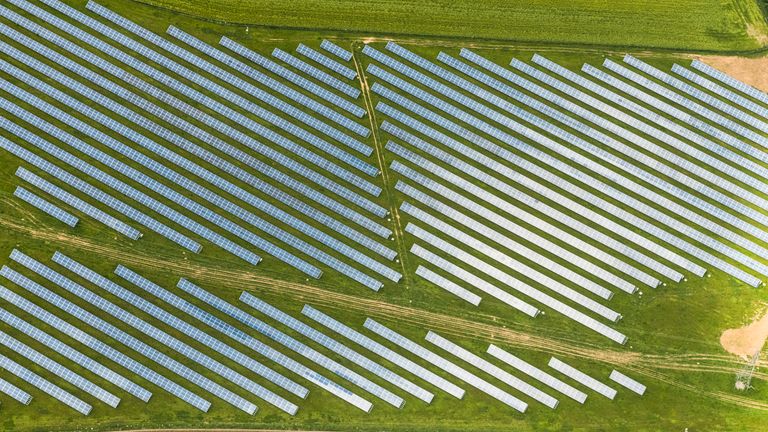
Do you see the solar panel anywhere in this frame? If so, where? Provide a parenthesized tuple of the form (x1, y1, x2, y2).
(609, 370, 646, 395)
(296, 43, 357, 80)
(398, 181, 614, 301)
(0, 307, 151, 402)
(238, 292, 406, 407)
(504, 53, 768, 210)
(301, 305, 466, 399)
(164, 27, 369, 163)
(401, 201, 620, 321)
(528, 54, 768, 185)
(365, 55, 678, 286)
(4, 4, 387, 240)
(415, 265, 482, 306)
(321, 39, 353, 62)
(219, 37, 367, 118)
(0, 329, 121, 408)
(407, 222, 628, 344)
(241, 293, 431, 405)
(0, 376, 32, 405)
(167, 28, 369, 152)
(385, 141, 659, 290)
(52, 255, 296, 415)
(0, 353, 91, 415)
(14, 167, 141, 240)
(378, 44, 734, 279)
(453, 50, 768, 226)
(425, 332, 557, 408)
(13, 186, 78, 228)
(59, 2, 385, 215)
(619, 56, 768, 141)
(548, 358, 616, 399)
(672, 64, 768, 119)
(690, 59, 768, 106)
(0, 280, 207, 411)
(175, 279, 373, 412)
(487, 345, 587, 404)
(0, 100, 259, 264)
(364, 319, 527, 412)
(273, 47, 361, 98)
(3, 251, 249, 414)
(11, 251, 258, 415)
(382, 131, 631, 295)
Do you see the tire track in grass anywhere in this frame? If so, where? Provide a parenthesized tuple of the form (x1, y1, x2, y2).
(351, 41, 413, 293)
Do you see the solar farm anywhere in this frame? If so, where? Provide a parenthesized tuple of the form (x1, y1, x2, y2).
(0, 0, 766, 431)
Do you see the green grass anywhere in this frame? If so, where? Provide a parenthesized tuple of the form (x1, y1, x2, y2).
(0, 0, 767, 431)
(136, 0, 768, 52)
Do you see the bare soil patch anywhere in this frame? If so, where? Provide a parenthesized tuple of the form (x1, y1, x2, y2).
(720, 306, 768, 359)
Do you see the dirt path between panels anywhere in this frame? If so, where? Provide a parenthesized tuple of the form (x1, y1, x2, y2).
(695, 55, 768, 94)
(2, 216, 768, 410)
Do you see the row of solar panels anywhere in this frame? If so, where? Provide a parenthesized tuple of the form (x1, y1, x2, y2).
(0, 0, 405, 291)
(0, 249, 644, 416)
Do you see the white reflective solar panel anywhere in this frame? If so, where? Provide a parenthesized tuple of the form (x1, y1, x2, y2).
(0, 307, 151, 402)
(364, 319, 527, 412)
(548, 358, 616, 399)
(691, 59, 768, 106)
(609, 370, 646, 395)
(176, 279, 373, 412)
(241, 294, 431, 405)
(672, 64, 768, 119)
(0, 353, 91, 415)
(415, 265, 482, 306)
(0, 376, 32, 405)
(487, 345, 587, 404)
(301, 306, 466, 398)
(425, 332, 557, 408)
(13, 186, 78, 227)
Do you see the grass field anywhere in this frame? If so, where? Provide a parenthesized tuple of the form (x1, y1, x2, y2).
(0, 0, 767, 431)
(135, 0, 768, 52)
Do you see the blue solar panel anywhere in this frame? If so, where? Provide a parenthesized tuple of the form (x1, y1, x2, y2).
(176, 279, 373, 412)
(241, 294, 432, 405)
(14, 167, 141, 241)
(0, 307, 151, 402)
(167, 27, 370, 153)
(0, 280, 206, 410)
(13, 186, 78, 228)
(54, 254, 295, 415)
(321, 40, 353, 62)
(691, 59, 768, 106)
(296, 43, 357, 80)
(0, 329, 121, 408)
(672, 64, 768, 120)
(82, 3, 381, 199)
(0, 95, 262, 264)
(0, 353, 91, 415)
(8, 250, 257, 415)
(0, 375, 32, 405)
(4, 4, 388, 239)
(219, 37, 367, 118)
(273, 48, 361, 98)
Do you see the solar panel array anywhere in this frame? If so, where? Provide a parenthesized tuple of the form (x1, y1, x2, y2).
(13, 186, 79, 227)
(296, 43, 358, 80)
(273, 48, 361, 98)
(548, 358, 617, 400)
(0, 376, 32, 405)
(321, 39, 353, 62)
(609, 371, 647, 395)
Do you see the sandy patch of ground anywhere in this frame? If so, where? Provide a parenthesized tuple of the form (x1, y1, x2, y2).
(696, 55, 768, 94)
(720, 306, 768, 359)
